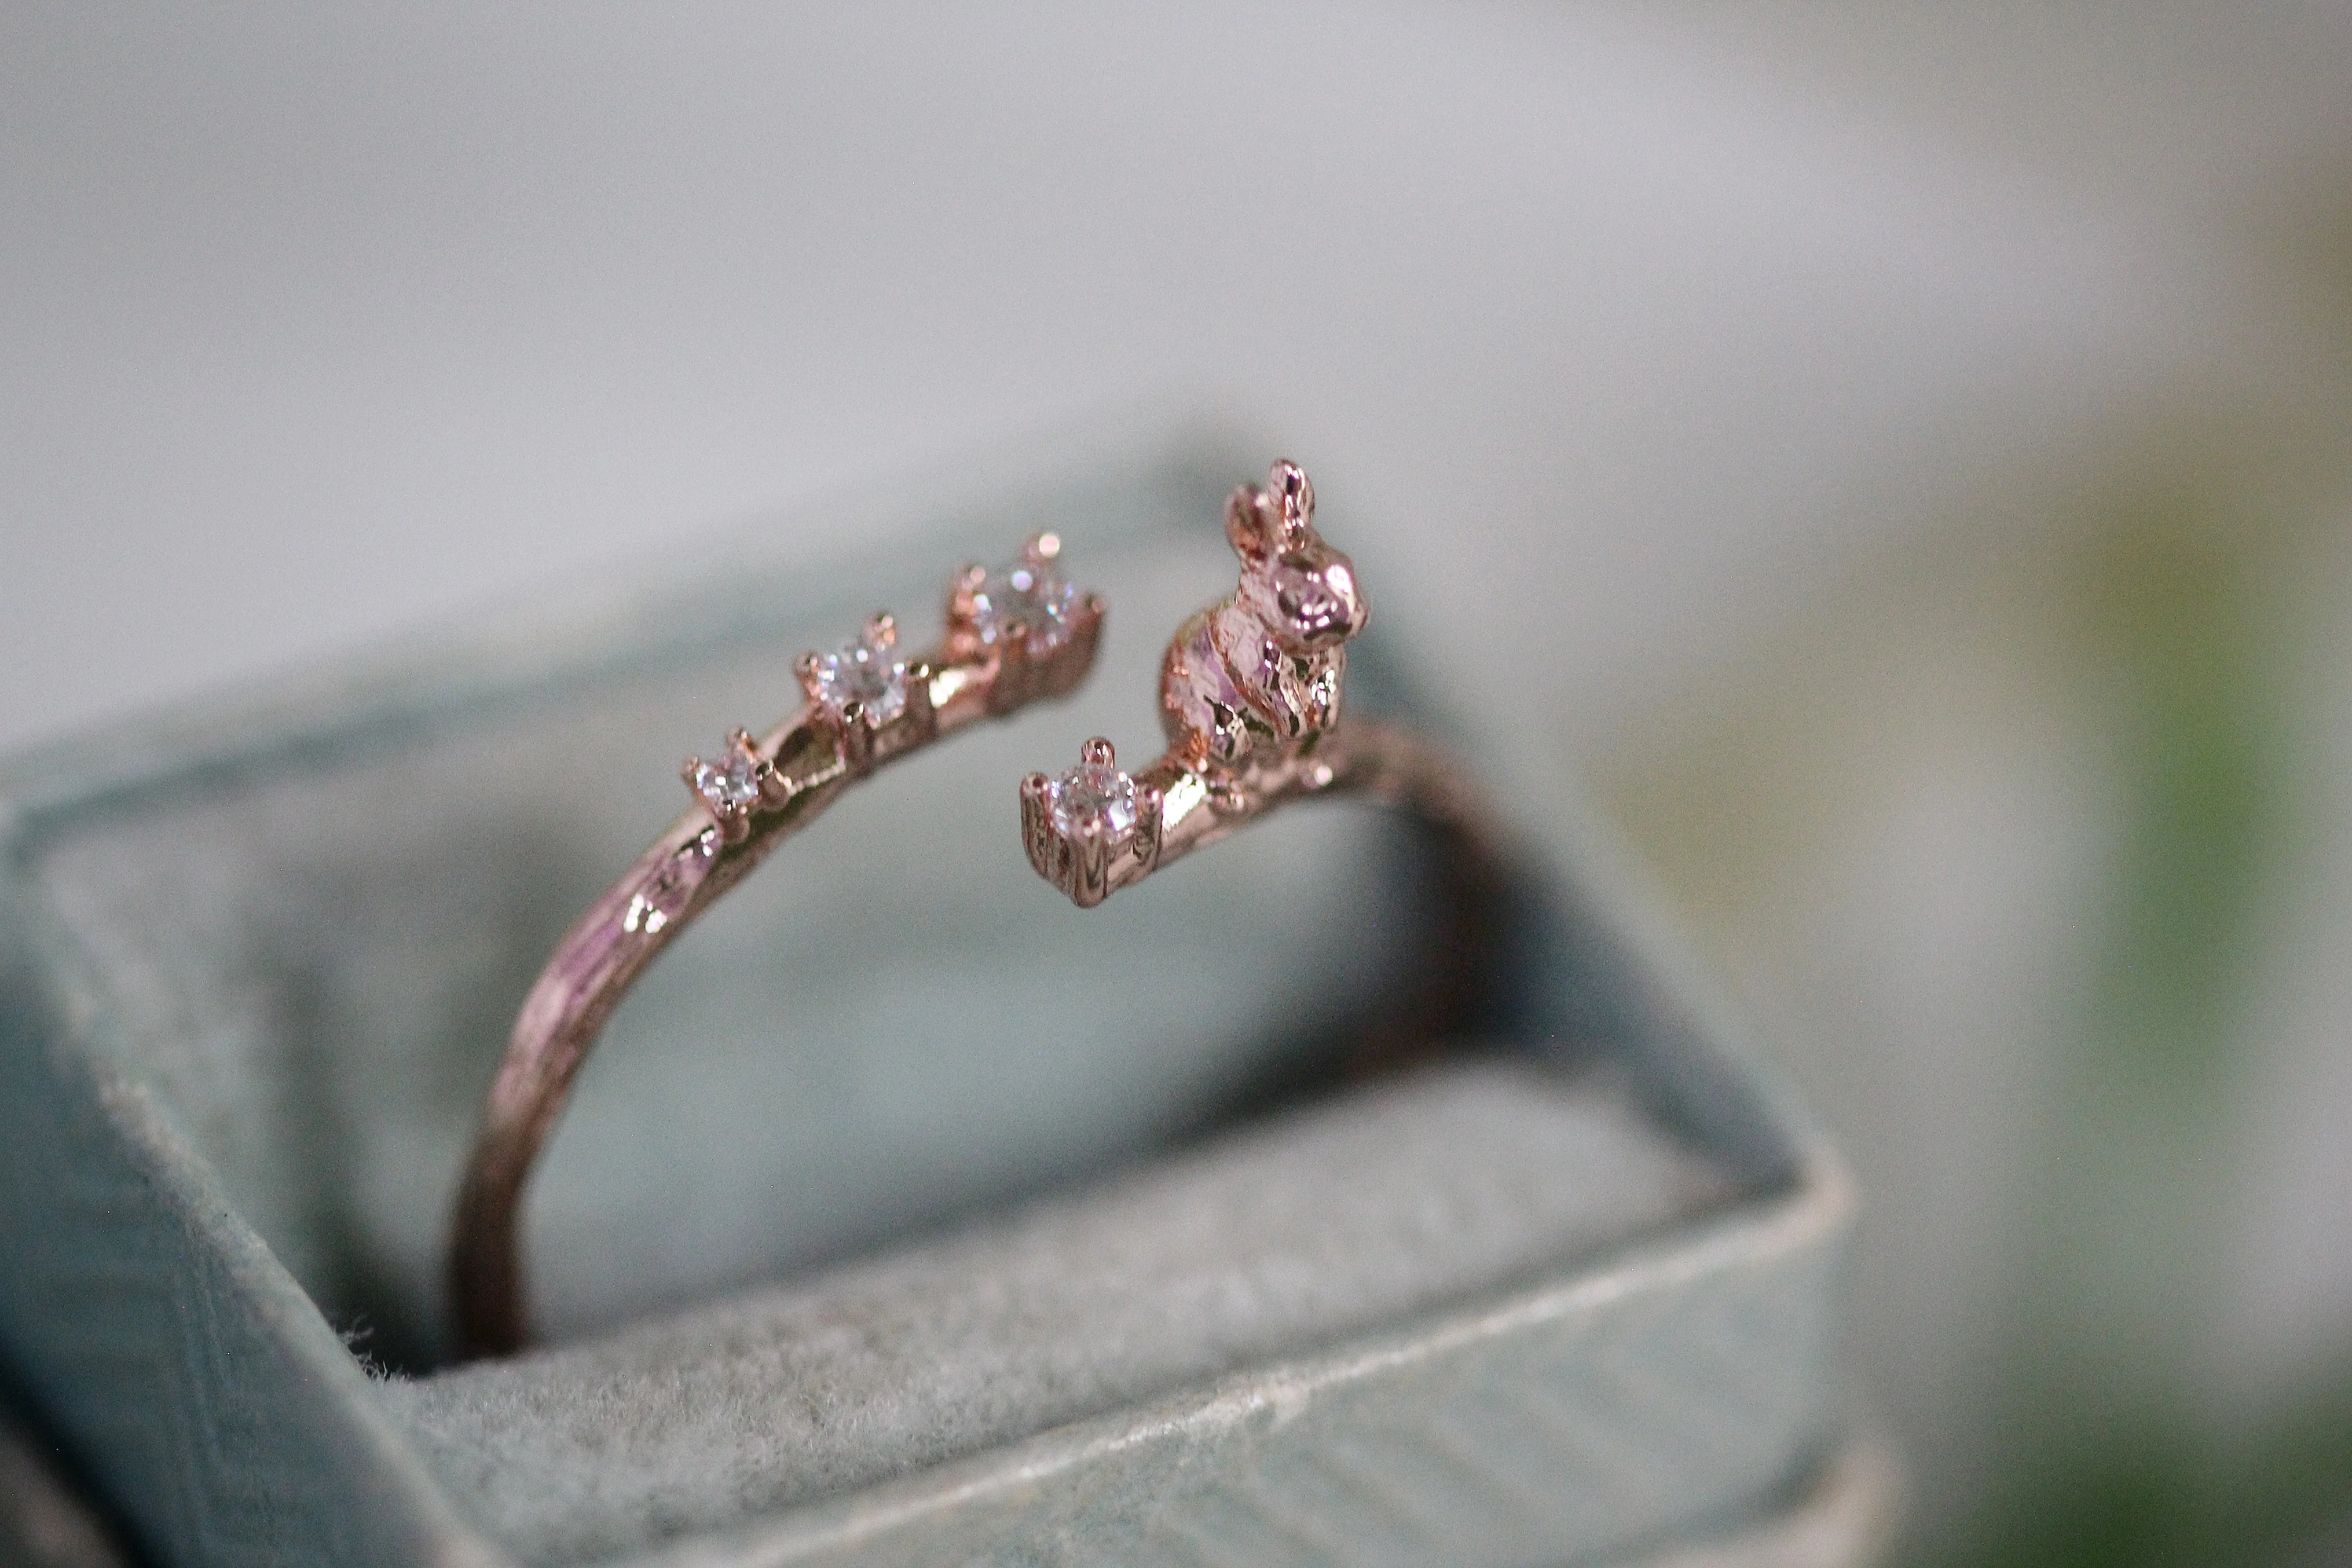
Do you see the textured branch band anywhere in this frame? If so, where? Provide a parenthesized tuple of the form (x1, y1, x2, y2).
(450, 461, 1513, 1364)
(448, 535, 1103, 1358)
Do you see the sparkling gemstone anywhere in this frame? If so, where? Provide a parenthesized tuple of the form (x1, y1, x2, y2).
(690, 748, 762, 813)
(969, 560, 1080, 653)
(811, 626, 909, 725)
(1047, 760, 1140, 840)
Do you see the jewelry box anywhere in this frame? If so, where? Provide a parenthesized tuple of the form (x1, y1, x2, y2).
(0, 432, 1880, 1566)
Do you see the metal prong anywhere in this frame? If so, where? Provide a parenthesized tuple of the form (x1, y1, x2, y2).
(1133, 782, 1164, 870)
(901, 657, 940, 744)
(1025, 532, 1061, 564)
(794, 650, 824, 703)
(985, 617, 1034, 715)
(838, 701, 874, 773)
(946, 563, 987, 624)
(1071, 807, 1109, 906)
(1031, 591, 1106, 700)
(865, 612, 896, 647)
(1079, 736, 1115, 767)
(1019, 771, 1054, 874)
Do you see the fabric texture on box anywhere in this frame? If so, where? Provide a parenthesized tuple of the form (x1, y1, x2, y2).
(375, 1061, 1729, 1563)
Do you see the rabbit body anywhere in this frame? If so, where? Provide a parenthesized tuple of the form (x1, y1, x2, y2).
(1159, 461, 1368, 774)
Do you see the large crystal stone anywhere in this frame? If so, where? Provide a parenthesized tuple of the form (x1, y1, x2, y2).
(810, 626, 909, 725)
(1047, 760, 1140, 840)
(969, 559, 1080, 653)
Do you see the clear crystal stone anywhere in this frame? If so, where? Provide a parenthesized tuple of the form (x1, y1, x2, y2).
(690, 748, 762, 813)
(1047, 760, 1140, 840)
(811, 626, 909, 725)
(970, 560, 1079, 652)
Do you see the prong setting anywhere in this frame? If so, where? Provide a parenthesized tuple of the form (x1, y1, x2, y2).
(945, 538, 1103, 715)
(963, 540, 1082, 656)
(1024, 737, 1152, 907)
(804, 615, 911, 734)
(682, 727, 770, 843)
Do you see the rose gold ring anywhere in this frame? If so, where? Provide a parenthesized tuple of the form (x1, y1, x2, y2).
(448, 536, 1105, 1358)
(1020, 463, 1511, 1041)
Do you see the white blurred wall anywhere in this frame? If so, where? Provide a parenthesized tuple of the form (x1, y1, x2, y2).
(6, 3, 2299, 757)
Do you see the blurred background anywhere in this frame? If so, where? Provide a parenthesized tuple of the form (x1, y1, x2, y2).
(5, 5, 2350, 1564)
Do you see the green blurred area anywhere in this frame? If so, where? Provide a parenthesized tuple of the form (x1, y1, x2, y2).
(1964, 505, 2347, 1567)
(1601, 439, 2352, 1564)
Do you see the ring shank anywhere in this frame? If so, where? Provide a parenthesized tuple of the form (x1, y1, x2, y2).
(450, 709, 1510, 1361)
(1321, 719, 1515, 1058)
(1144, 718, 1515, 1073)
(448, 587, 1112, 1361)
(448, 750, 850, 1358)
(449, 827, 726, 1359)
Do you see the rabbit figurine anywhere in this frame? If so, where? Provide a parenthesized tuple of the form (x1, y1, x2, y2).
(1160, 460, 1370, 775)
(1022, 458, 1396, 908)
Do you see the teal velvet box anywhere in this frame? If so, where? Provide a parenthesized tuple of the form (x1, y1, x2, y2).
(0, 435, 1868, 1567)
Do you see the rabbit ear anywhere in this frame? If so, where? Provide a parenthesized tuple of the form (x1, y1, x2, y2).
(1268, 461, 1313, 545)
(1225, 483, 1272, 560)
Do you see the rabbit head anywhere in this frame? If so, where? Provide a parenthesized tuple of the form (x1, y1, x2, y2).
(1223, 460, 1369, 654)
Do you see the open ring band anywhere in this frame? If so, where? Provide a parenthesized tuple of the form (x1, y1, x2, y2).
(450, 462, 1511, 1362)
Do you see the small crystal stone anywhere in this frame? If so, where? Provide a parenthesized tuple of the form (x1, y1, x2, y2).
(690, 749, 762, 813)
(811, 627, 909, 725)
(1047, 760, 1140, 840)
(970, 560, 1080, 653)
